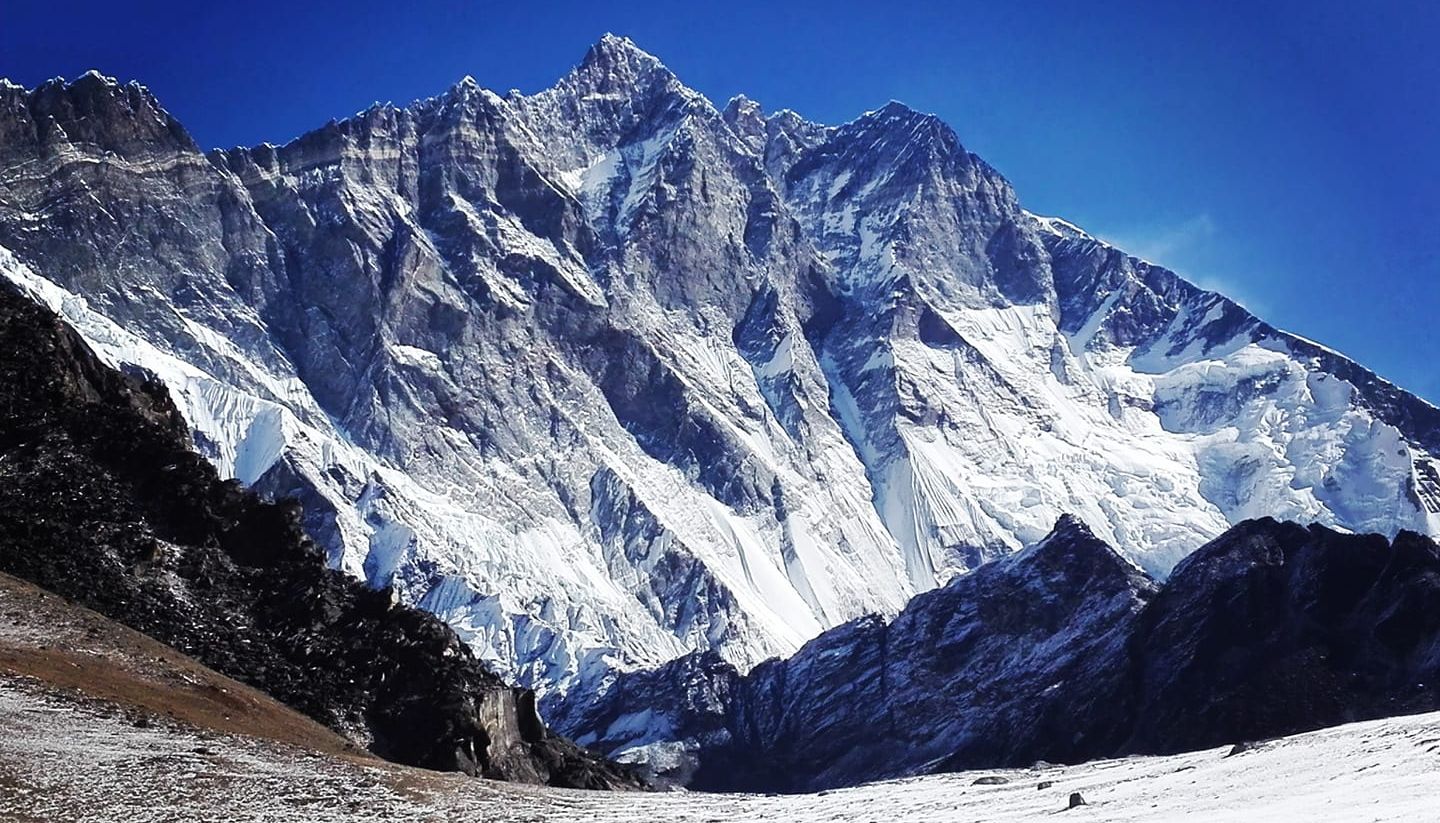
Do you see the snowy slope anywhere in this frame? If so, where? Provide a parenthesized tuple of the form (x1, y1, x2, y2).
(0, 38, 1436, 709)
(3, 674, 1439, 821)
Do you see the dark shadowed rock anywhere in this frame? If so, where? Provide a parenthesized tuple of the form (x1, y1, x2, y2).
(0, 282, 640, 789)
(1124, 518, 1440, 755)
(563, 515, 1440, 793)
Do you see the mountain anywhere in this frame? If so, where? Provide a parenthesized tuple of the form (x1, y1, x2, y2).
(0, 36, 1436, 713)
(563, 517, 1440, 791)
(1122, 517, 1440, 754)
(0, 279, 637, 788)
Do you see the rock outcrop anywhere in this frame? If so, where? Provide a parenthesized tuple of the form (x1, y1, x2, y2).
(1124, 517, 1440, 754)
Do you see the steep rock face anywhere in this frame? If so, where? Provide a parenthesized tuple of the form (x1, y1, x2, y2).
(0, 38, 1436, 709)
(566, 516, 1155, 790)
(719, 516, 1155, 791)
(0, 281, 637, 788)
(568, 518, 1440, 792)
(1126, 518, 1440, 753)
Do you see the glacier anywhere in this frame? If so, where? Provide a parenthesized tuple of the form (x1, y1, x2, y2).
(0, 35, 1436, 710)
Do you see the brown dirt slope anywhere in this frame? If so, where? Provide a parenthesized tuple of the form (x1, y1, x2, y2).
(0, 569, 367, 760)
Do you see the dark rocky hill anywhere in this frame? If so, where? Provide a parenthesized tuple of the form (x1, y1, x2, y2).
(563, 516, 1440, 792)
(0, 280, 638, 789)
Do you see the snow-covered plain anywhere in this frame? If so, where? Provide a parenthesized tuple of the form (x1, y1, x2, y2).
(1, 676, 1437, 822)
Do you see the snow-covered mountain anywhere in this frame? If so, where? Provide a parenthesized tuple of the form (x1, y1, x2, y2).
(0, 36, 1436, 708)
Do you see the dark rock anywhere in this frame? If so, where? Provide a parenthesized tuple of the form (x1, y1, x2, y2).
(1125, 519, 1440, 756)
(1226, 741, 1259, 757)
(972, 776, 1009, 785)
(0, 284, 640, 790)
(571, 515, 1440, 793)
(1037, 781, 1054, 790)
(1068, 792, 1086, 809)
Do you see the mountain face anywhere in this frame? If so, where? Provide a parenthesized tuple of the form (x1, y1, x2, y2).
(0, 37, 1437, 714)
(0, 280, 637, 788)
(564, 517, 1440, 792)
(580, 515, 1156, 791)
(1124, 518, 1440, 754)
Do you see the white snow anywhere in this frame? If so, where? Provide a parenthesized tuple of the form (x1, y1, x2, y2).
(389, 344, 443, 372)
(1026, 210, 1094, 241)
(2, 675, 1437, 822)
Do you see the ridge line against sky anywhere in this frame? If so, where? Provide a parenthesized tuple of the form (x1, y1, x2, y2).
(2, 0, 1436, 402)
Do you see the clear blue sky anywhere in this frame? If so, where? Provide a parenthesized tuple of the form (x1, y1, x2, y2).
(4, 1, 1437, 401)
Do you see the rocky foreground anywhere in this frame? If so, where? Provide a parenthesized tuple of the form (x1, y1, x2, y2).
(2, 662, 1436, 821)
(3, 548, 1435, 821)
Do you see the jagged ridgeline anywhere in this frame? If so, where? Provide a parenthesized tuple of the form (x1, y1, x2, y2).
(0, 280, 639, 788)
(565, 517, 1440, 792)
(0, 34, 1437, 727)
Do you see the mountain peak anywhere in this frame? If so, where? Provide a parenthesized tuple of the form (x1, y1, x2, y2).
(1008, 514, 1155, 594)
(539, 33, 689, 111)
(817, 97, 968, 168)
(594, 32, 645, 52)
(866, 99, 937, 124)
(439, 73, 507, 112)
(1165, 517, 1314, 582)
(5, 70, 195, 157)
(1029, 514, 1106, 561)
(581, 33, 665, 75)
(722, 94, 767, 149)
(723, 94, 761, 120)
(1049, 512, 1096, 540)
(72, 69, 120, 88)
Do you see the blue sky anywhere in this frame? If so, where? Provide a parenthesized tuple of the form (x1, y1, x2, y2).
(4, 0, 1437, 401)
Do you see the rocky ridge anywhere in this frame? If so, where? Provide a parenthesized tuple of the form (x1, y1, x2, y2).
(0, 279, 637, 788)
(564, 517, 1440, 792)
